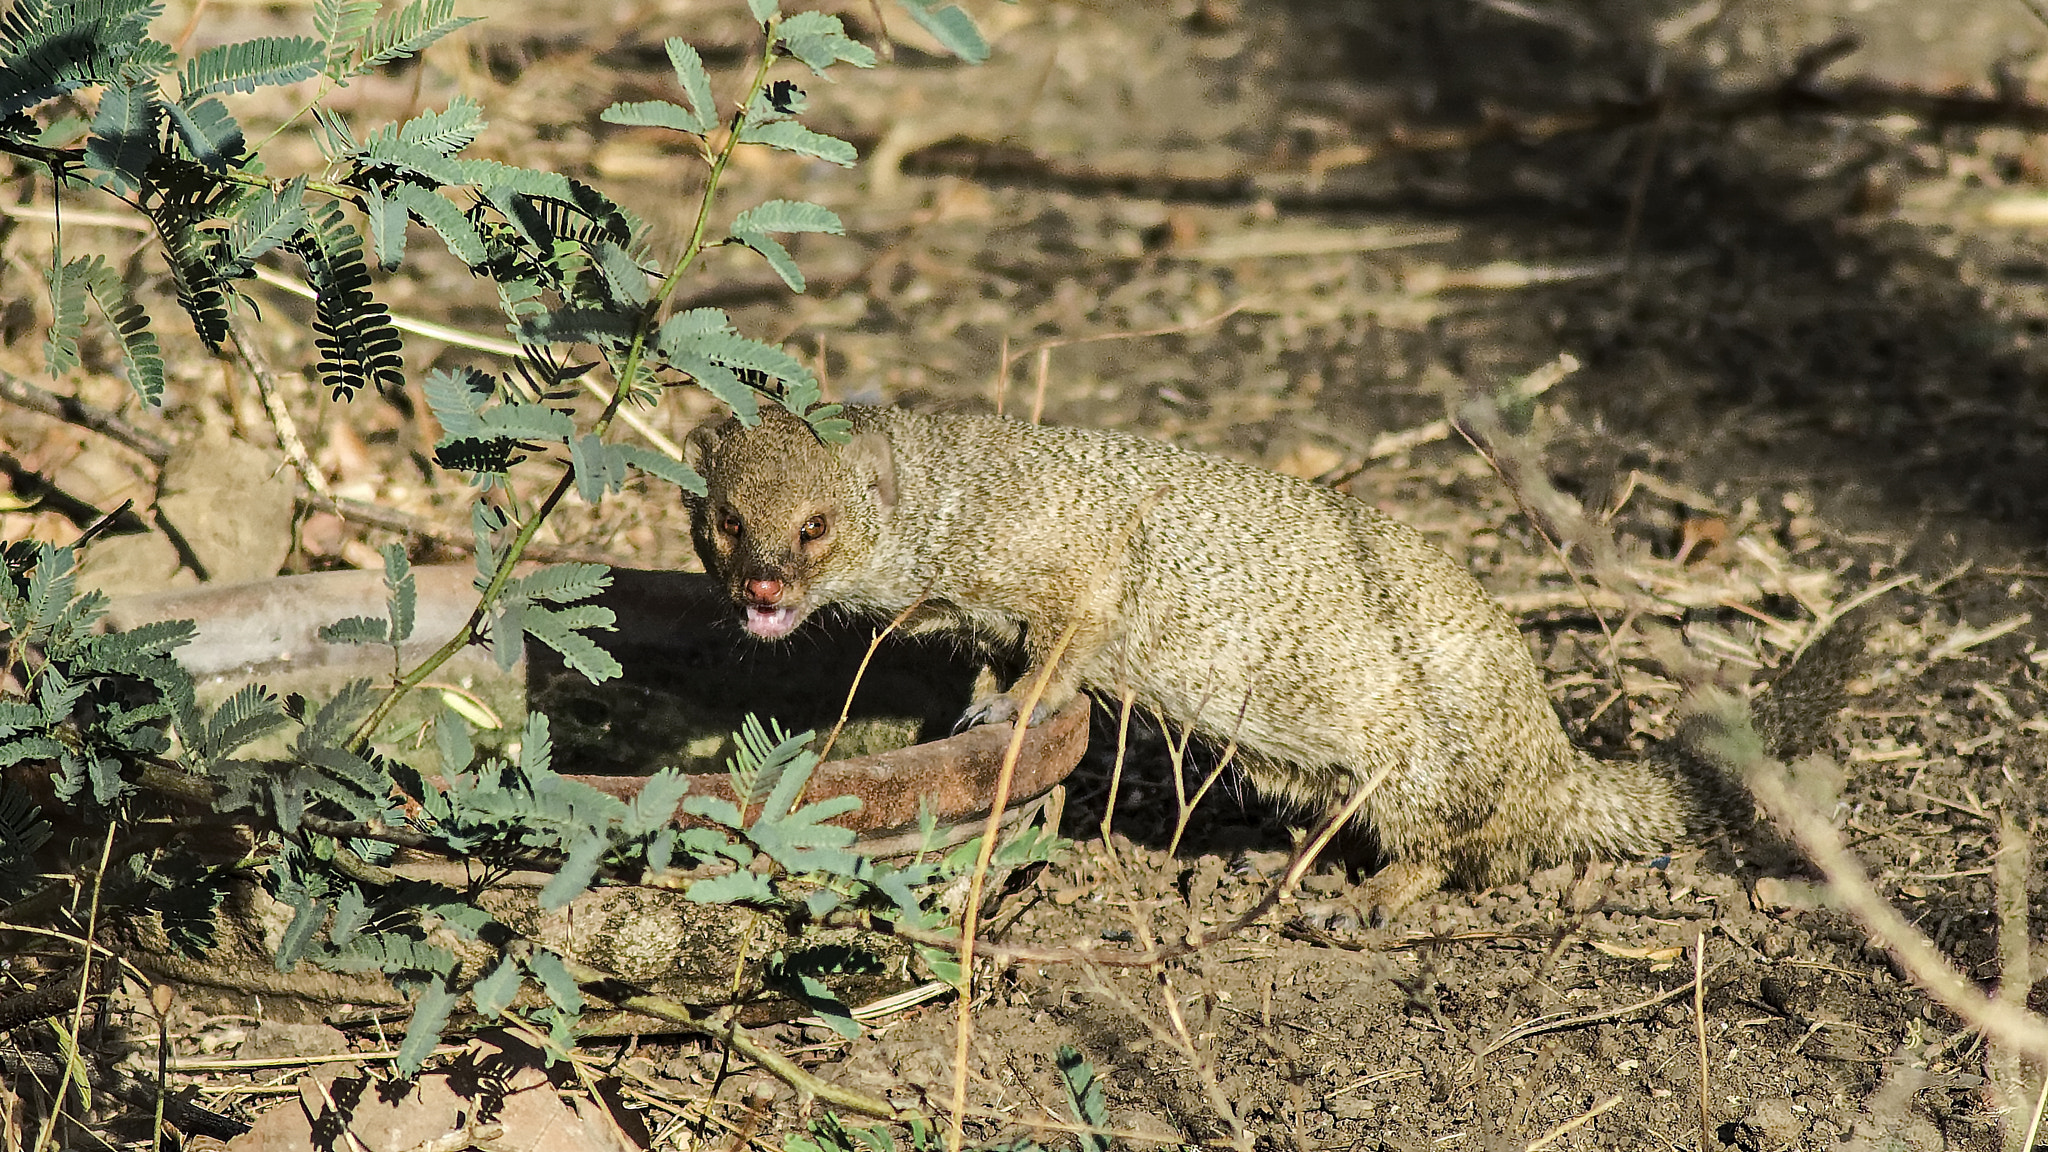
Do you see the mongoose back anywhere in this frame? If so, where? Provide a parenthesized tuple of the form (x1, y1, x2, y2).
(686, 404, 1702, 910)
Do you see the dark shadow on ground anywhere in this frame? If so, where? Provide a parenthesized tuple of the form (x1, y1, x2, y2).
(1279, 0, 2048, 549)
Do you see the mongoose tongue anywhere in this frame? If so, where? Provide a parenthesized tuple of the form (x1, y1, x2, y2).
(744, 604, 801, 639)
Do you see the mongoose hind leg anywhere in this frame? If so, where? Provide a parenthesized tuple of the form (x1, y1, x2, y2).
(1356, 859, 1447, 926)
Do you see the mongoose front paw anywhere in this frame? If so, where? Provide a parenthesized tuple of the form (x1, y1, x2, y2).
(953, 694, 1054, 733)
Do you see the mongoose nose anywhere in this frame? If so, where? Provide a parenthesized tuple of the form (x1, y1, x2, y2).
(745, 577, 784, 604)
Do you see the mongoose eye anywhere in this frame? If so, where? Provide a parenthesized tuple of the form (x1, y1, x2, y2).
(719, 512, 743, 537)
(800, 515, 827, 542)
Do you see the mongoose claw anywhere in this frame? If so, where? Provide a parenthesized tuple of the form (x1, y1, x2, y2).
(953, 694, 1052, 733)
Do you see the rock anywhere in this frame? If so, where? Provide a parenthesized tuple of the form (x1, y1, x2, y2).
(156, 428, 295, 585)
(1743, 1097, 1806, 1148)
(234, 1021, 349, 1062)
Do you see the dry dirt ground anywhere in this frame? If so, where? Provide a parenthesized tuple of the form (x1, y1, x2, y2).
(6, 1, 2048, 1150)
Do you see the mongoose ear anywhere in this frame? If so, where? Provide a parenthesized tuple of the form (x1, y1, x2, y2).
(845, 430, 899, 508)
(683, 418, 728, 476)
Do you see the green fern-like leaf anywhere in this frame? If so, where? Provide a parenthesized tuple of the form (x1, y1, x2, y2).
(435, 436, 516, 477)
(318, 615, 390, 645)
(42, 256, 89, 376)
(163, 95, 246, 169)
(179, 36, 323, 98)
(433, 702, 475, 775)
(569, 433, 625, 503)
(774, 11, 877, 76)
(1057, 1046, 1110, 1152)
(291, 202, 404, 399)
(224, 178, 309, 274)
(477, 401, 574, 444)
(471, 955, 520, 1016)
(298, 677, 379, 751)
(195, 684, 288, 767)
(894, 0, 990, 64)
(521, 604, 621, 684)
(315, 0, 378, 77)
(731, 198, 843, 238)
(160, 222, 230, 348)
(599, 100, 704, 136)
(367, 93, 484, 156)
(0, 778, 50, 903)
(382, 544, 415, 644)
(81, 263, 165, 408)
(351, 0, 478, 78)
(737, 118, 855, 167)
(594, 240, 650, 307)
(683, 868, 774, 905)
(504, 562, 610, 605)
(660, 326, 817, 397)
(422, 366, 494, 439)
(369, 185, 411, 270)
(461, 161, 635, 243)
(0, 0, 170, 117)
(391, 182, 485, 265)
(82, 78, 157, 194)
(614, 444, 705, 496)
(520, 306, 637, 350)
(394, 970, 459, 1075)
(538, 832, 606, 911)
(665, 38, 716, 133)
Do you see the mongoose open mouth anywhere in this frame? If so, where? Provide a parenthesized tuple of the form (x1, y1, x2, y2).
(744, 603, 801, 639)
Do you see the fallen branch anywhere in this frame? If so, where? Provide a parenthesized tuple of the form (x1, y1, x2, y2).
(1693, 691, 2048, 1066)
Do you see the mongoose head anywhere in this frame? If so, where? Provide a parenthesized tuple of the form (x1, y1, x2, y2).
(684, 406, 896, 641)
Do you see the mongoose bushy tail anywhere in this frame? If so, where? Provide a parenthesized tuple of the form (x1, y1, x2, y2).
(685, 404, 1835, 911)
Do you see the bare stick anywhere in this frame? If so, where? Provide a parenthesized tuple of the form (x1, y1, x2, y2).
(946, 607, 1081, 1151)
(228, 314, 332, 500)
(1694, 929, 1711, 1152)
(1166, 679, 1263, 857)
(1523, 1093, 1623, 1152)
(1029, 346, 1050, 426)
(818, 596, 926, 764)
(1001, 301, 1248, 376)
(1993, 805, 2036, 1151)
(0, 367, 172, 463)
(833, 759, 1396, 974)
(1325, 352, 1577, 486)
(1099, 687, 1138, 848)
(2022, 1073, 2048, 1152)
(1471, 973, 1706, 1061)
(1154, 966, 1253, 1151)
(992, 333, 1012, 416)
(948, 485, 1175, 1150)
(1713, 698, 2048, 1064)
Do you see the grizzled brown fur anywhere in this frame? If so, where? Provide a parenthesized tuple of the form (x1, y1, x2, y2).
(686, 404, 1707, 911)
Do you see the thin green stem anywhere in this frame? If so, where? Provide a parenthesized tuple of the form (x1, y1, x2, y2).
(248, 83, 334, 155)
(603, 17, 780, 428)
(31, 819, 116, 1152)
(346, 477, 572, 749)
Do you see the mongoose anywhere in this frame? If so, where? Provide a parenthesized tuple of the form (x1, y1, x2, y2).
(685, 404, 1735, 911)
